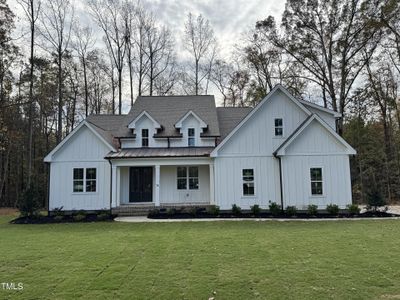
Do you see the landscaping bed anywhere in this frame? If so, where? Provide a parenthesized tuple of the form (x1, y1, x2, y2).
(10, 211, 115, 224)
(147, 204, 398, 219)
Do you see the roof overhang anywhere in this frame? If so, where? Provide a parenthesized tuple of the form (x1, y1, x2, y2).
(174, 110, 208, 130)
(299, 100, 342, 118)
(128, 111, 162, 130)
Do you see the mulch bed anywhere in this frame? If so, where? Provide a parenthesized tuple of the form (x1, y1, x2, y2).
(148, 211, 398, 219)
(10, 214, 115, 224)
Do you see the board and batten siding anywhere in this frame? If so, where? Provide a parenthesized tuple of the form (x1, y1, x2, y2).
(281, 120, 352, 208)
(214, 157, 281, 210)
(49, 125, 111, 211)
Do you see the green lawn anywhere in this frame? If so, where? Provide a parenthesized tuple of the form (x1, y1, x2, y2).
(1, 216, 400, 299)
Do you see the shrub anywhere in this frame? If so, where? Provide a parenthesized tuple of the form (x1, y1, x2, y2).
(206, 205, 220, 216)
(269, 202, 281, 217)
(367, 189, 386, 211)
(166, 208, 177, 216)
(231, 204, 242, 216)
(73, 210, 86, 222)
(97, 212, 110, 221)
(346, 204, 360, 216)
(326, 204, 339, 216)
(188, 207, 197, 217)
(17, 184, 42, 217)
(307, 204, 318, 216)
(147, 209, 160, 218)
(53, 207, 64, 217)
(286, 206, 297, 217)
(250, 204, 261, 216)
(54, 215, 64, 222)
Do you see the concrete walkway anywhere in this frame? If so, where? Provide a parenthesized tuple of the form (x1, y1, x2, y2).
(114, 216, 400, 223)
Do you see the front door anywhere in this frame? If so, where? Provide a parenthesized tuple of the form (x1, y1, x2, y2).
(129, 167, 153, 202)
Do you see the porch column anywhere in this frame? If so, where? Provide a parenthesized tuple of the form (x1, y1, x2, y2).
(155, 165, 160, 207)
(209, 163, 215, 205)
(111, 165, 117, 207)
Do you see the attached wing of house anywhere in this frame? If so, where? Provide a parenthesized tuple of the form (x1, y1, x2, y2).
(44, 85, 356, 214)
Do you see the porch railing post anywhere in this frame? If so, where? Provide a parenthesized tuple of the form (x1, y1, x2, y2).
(111, 165, 117, 207)
(155, 165, 160, 207)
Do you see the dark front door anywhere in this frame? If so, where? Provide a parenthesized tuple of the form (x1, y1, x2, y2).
(129, 167, 153, 202)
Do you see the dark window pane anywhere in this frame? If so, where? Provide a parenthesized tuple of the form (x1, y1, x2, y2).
(86, 168, 96, 180)
(242, 169, 254, 177)
(177, 178, 187, 190)
(311, 182, 323, 195)
(275, 118, 283, 127)
(86, 180, 96, 192)
(177, 167, 187, 178)
(74, 168, 83, 180)
(142, 138, 149, 147)
(188, 128, 195, 137)
(310, 168, 322, 181)
(73, 181, 84, 192)
(243, 183, 254, 196)
(189, 178, 199, 190)
(142, 129, 149, 137)
(189, 167, 198, 177)
(275, 127, 283, 136)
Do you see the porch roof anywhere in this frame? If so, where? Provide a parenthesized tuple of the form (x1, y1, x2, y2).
(105, 147, 214, 159)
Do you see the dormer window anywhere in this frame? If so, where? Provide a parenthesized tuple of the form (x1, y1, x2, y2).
(188, 128, 195, 147)
(275, 118, 283, 137)
(142, 129, 149, 147)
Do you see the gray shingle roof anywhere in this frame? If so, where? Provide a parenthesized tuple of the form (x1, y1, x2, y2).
(126, 95, 220, 137)
(216, 107, 252, 139)
(105, 147, 214, 158)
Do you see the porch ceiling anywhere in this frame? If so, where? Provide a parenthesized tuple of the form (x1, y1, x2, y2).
(106, 147, 214, 159)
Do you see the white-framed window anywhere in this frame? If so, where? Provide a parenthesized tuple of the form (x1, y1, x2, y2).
(274, 118, 283, 136)
(188, 128, 195, 147)
(73, 168, 96, 193)
(242, 169, 255, 196)
(310, 167, 323, 195)
(177, 166, 199, 190)
(142, 129, 149, 147)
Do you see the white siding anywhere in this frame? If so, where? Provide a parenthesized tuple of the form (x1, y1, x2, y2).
(217, 90, 308, 156)
(159, 165, 210, 204)
(281, 155, 352, 209)
(49, 126, 111, 211)
(306, 106, 336, 129)
(214, 157, 281, 210)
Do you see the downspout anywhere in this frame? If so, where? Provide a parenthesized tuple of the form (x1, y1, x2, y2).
(108, 159, 113, 215)
(274, 154, 284, 212)
(45, 162, 50, 217)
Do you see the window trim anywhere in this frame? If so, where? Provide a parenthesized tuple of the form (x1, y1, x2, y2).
(176, 166, 199, 190)
(309, 166, 324, 197)
(188, 128, 195, 147)
(72, 168, 97, 194)
(274, 118, 284, 137)
(141, 128, 149, 148)
(242, 168, 255, 197)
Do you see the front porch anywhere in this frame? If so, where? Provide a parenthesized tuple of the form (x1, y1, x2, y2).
(110, 157, 215, 215)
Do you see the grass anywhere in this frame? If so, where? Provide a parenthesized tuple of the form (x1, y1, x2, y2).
(1, 215, 400, 299)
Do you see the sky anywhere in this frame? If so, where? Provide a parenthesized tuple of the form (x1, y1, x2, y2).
(9, 0, 286, 111)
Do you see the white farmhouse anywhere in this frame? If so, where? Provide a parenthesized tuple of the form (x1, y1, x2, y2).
(44, 85, 356, 214)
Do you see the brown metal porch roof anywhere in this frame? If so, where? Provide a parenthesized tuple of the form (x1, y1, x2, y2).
(105, 147, 214, 159)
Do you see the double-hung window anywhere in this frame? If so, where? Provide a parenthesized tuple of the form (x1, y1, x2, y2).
(177, 166, 199, 190)
(274, 118, 283, 137)
(73, 168, 97, 193)
(310, 167, 323, 195)
(142, 129, 149, 147)
(242, 169, 255, 196)
(188, 128, 195, 147)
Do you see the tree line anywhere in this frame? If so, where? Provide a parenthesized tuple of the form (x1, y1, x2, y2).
(0, 0, 399, 207)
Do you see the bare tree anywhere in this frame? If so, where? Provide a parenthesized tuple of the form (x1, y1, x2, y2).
(16, 0, 41, 185)
(89, 0, 126, 115)
(72, 22, 95, 117)
(38, 0, 74, 143)
(184, 13, 216, 95)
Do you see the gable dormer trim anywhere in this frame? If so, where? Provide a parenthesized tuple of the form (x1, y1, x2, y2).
(174, 110, 207, 130)
(128, 110, 162, 130)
